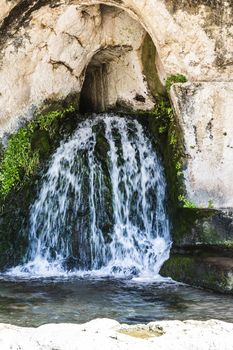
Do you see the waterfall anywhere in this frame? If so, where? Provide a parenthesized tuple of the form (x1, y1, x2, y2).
(9, 114, 171, 278)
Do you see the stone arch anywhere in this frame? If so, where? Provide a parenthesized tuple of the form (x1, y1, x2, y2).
(78, 4, 164, 112)
(75, 0, 170, 83)
(77, 0, 174, 67)
(0, 0, 227, 134)
(0, 0, 172, 132)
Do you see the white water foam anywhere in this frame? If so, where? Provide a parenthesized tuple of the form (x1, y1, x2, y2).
(7, 115, 171, 279)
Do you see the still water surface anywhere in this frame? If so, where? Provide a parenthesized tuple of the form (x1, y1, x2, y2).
(0, 277, 232, 327)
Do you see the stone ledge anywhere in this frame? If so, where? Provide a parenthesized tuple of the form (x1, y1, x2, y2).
(161, 254, 233, 294)
(0, 318, 232, 350)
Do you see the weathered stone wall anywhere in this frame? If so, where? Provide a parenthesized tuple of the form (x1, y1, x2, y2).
(0, 1, 232, 208)
(171, 82, 233, 209)
(0, 1, 232, 132)
(0, 3, 155, 135)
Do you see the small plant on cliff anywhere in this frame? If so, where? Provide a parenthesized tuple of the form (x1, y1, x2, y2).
(208, 199, 214, 209)
(151, 98, 173, 132)
(0, 105, 75, 196)
(166, 74, 187, 92)
(175, 161, 182, 177)
(35, 106, 74, 135)
(178, 195, 196, 208)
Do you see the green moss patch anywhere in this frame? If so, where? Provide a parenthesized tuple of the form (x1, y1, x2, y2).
(161, 254, 233, 294)
(0, 100, 80, 269)
(141, 95, 186, 212)
(161, 255, 195, 279)
(172, 208, 218, 244)
(166, 74, 187, 92)
(0, 105, 75, 196)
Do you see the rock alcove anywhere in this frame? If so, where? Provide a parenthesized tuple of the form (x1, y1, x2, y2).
(69, 4, 164, 113)
(0, 2, 165, 133)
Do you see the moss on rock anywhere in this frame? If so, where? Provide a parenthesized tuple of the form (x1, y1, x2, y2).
(140, 92, 233, 295)
(0, 98, 80, 269)
(161, 254, 233, 294)
(171, 207, 233, 246)
(165, 74, 187, 92)
(0, 104, 76, 197)
(139, 95, 186, 216)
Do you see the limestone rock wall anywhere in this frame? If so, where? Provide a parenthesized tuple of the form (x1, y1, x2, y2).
(0, 0, 233, 208)
(171, 82, 233, 208)
(0, 0, 19, 22)
(0, 3, 154, 134)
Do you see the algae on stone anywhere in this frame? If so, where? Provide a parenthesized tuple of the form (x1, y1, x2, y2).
(161, 254, 233, 294)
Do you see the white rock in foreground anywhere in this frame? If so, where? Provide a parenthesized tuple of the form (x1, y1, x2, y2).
(0, 318, 232, 350)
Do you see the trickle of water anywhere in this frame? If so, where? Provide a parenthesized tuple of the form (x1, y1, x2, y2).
(8, 115, 171, 278)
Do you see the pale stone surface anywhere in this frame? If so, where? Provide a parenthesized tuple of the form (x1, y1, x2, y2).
(0, 0, 233, 208)
(0, 0, 19, 22)
(0, 4, 153, 135)
(171, 82, 233, 208)
(0, 318, 232, 350)
(0, 0, 232, 135)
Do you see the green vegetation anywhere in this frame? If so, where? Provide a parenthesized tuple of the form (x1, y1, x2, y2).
(178, 195, 196, 208)
(146, 73, 188, 210)
(147, 95, 186, 211)
(0, 105, 75, 196)
(208, 199, 214, 208)
(161, 255, 194, 278)
(0, 129, 39, 195)
(165, 74, 187, 92)
(221, 240, 233, 248)
(0, 100, 79, 269)
(144, 93, 226, 247)
(161, 254, 232, 294)
(175, 161, 182, 177)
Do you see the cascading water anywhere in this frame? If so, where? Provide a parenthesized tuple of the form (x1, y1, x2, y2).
(9, 115, 171, 278)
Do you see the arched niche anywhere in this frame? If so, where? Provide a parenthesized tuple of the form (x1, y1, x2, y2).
(79, 4, 165, 113)
(0, 0, 171, 134)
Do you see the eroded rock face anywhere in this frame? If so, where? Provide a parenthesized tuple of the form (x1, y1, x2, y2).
(0, 3, 154, 134)
(0, 0, 233, 207)
(171, 82, 233, 208)
(0, 0, 19, 22)
(0, 0, 232, 132)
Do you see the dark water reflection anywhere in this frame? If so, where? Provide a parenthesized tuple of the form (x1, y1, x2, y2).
(0, 277, 232, 327)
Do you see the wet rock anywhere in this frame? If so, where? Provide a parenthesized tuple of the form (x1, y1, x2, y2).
(161, 255, 233, 294)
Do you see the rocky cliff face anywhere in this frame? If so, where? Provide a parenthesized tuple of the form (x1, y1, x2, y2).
(171, 82, 233, 208)
(0, 3, 154, 134)
(0, 0, 232, 208)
